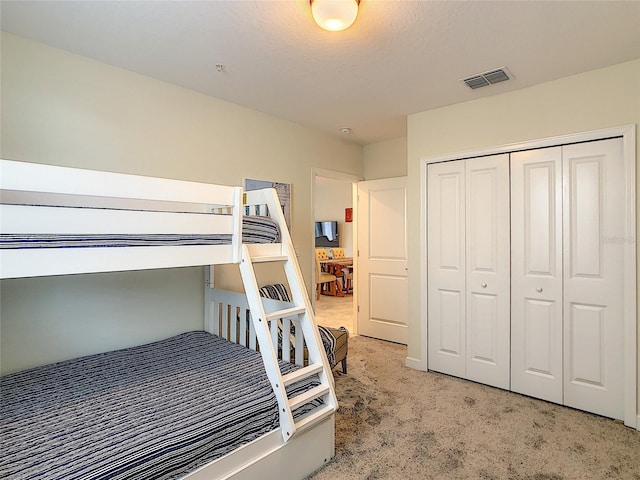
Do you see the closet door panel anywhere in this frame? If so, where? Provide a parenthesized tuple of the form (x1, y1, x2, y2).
(567, 303, 605, 384)
(467, 292, 499, 362)
(427, 160, 466, 378)
(563, 139, 625, 420)
(434, 289, 464, 358)
(465, 154, 510, 389)
(523, 299, 557, 376)
(510, 147, 563, 403)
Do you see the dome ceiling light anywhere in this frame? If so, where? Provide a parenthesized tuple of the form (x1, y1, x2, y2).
(310, 0, 360, 32)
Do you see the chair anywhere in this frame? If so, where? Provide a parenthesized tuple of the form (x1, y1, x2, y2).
(259, 283, 348, 374)
(330, 248, 353, 293)
(315, 248, 338, 299)
(342, 266, 353, 293)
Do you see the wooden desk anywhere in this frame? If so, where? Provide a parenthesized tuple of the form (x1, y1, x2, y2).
(327, 258, 353, 266)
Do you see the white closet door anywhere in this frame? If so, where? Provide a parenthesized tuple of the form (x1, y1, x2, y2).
(510, 147, 563, 403)
(427, 160, 466, 378)
(562, 138, 625, 419)
(465, 154, 511, 389)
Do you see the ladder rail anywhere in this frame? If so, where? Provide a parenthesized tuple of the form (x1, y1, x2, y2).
(282, 241, 338, 402)
(239, 188, 338, 442)
(257, 188, 338, 408)
(239, 245, 296, 440)
(240, 189, 338, 442)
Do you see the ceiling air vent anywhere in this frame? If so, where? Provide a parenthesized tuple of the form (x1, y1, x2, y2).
(462, 67, 512, 90)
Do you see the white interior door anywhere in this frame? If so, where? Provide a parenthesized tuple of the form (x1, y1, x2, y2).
(357, 177, 408, 344)
(465, 154, 510, 389)
(510, 147, 563, 403)
(427, 160, 466, 378)
(562, 138, 625, 420)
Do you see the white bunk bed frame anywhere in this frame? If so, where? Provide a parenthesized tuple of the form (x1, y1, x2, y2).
(0, 159, 337, 480)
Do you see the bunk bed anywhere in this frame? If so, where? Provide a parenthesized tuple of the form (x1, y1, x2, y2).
(0, 159, 337, 480)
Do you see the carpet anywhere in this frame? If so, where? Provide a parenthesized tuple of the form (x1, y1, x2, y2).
(307, 335, 640, 480)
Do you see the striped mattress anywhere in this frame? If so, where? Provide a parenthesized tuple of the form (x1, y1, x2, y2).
(0, 331, 318, 480)
(0, 215, 280, 249)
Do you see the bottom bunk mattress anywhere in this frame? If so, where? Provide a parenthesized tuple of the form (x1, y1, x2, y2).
(0, 331, 319, 480)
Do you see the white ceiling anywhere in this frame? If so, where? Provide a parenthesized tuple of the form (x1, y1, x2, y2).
(2, 1, 639, 145)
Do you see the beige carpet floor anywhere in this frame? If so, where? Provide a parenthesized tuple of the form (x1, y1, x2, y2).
(307, 336, 640, 480)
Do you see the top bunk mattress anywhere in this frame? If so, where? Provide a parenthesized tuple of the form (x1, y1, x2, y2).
(0, 331, 317, 480)
(0, 214, 279, 249)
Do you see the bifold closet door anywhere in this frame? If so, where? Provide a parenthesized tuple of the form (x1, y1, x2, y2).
(428, 154, 510, 389)
(427, 160, 466, 379)
(465, 155, 511, 389)
(511, 138, 625, 420)
(510, 147, 563, 403)
(562, 139, 625, 420)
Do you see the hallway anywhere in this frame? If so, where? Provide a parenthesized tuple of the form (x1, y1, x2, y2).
(314, 294, 354, 335)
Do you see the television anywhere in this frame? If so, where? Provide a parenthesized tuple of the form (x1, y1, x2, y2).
(315, 221, 339, 248)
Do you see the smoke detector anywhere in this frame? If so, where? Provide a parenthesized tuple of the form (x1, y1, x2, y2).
(339, 127, 351, 134)
(462, 67, 512, 90)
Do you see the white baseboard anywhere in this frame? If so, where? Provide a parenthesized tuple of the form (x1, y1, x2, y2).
(405, 356, 426, 372)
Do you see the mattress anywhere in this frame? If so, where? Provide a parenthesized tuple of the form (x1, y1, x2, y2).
(0, 331, 318, 480)
(241, 215, 280, 243)
(0, 215, 280, 249)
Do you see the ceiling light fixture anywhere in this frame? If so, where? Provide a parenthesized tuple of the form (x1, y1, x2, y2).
(311, 0, 360, 32)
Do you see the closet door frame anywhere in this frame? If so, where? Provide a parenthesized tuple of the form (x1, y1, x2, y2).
(420, 124, 637, 429)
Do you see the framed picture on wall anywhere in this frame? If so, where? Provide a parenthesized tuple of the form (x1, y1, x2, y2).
(244, 178, 292, 229)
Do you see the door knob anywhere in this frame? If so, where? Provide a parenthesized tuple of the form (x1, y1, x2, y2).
(481, 283, 487, 288)
(536, 287, 543, 293)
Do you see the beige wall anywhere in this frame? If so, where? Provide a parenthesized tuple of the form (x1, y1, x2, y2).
(363, 136, 407, 180)
(0, 33, 363, 373)
(314, 178, 354, 257)
(407, 59, 640, 417)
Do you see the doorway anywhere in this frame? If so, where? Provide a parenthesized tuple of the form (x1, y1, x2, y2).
(312, 169, 359, 335)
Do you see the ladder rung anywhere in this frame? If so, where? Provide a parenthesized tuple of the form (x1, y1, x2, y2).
(282, 363, 324, 387)
(265, 306, 305, 321)
(294, 404, 335, 432)
(289, 384, 330, 410)
(251, 255, 288, 263)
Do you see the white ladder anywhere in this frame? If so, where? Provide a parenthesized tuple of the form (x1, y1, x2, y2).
(240, 190, 338, 442)
(239, 239, 337, 442)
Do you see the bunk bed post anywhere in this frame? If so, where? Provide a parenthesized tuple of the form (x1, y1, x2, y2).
(204, 265, 214, 333)
(231, 187, 243, 264)
(205, 186, 240, 334)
